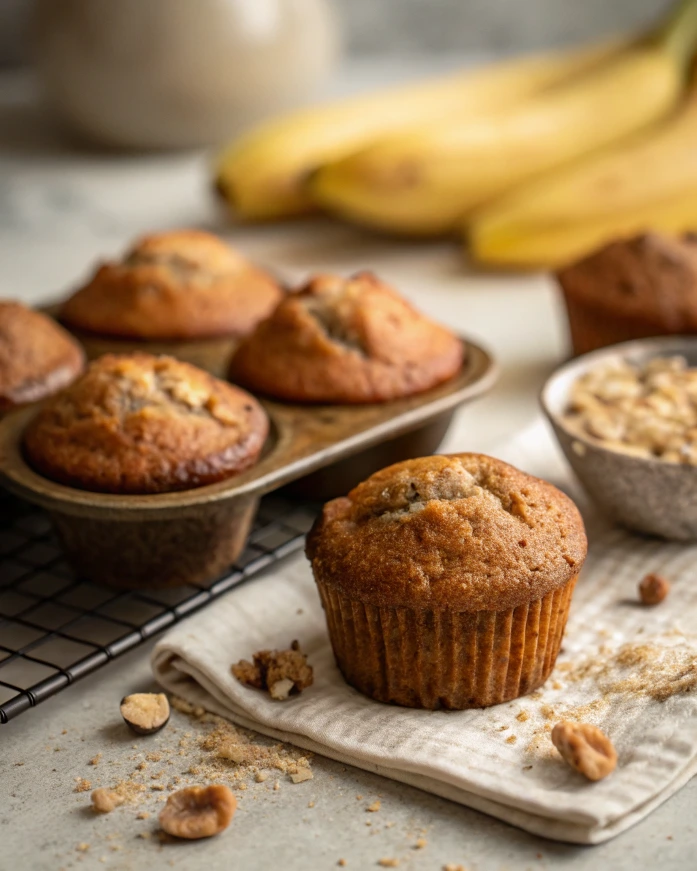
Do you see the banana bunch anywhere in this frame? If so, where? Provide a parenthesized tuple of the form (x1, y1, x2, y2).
(309, 0, 697, 236)
(468, 87, 697, 269)
(214, 38, 625, 220)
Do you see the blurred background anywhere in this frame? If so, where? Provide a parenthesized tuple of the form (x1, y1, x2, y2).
(0, 0, 672, 67)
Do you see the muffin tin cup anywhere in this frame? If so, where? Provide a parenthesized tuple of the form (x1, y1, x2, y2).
(46, 314, 238, 379)
(50, 497, 258, 590)
(317, 576, 577, 710)
(0, 339, 497, 589)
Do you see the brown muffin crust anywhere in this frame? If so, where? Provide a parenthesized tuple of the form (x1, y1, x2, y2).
(23, 353, 268, 494)
(0, 301, 84, 412)
(60, 230, 282, 340)
(228, 272, 465, 403)
(306, 453, 587, 612)
(557, 233, 697, 355)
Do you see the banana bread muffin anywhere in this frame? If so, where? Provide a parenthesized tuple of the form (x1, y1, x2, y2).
(306, 453, 587, 709)
(557, 232, 697, 356)
(60, 230, 282, 340)
(0, 300, 84, 412)
(23, 353, 268, 494)
(228, 272, 465, 403)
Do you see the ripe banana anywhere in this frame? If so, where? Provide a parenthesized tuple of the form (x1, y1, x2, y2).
(309, 0, 697, 237)
(468, 89, 697, 269)
(214, 37, 627, 221)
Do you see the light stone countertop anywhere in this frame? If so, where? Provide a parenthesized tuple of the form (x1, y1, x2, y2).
(1, 63, 696, 870)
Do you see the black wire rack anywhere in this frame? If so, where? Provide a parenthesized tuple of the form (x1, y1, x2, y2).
(0, 487, 317, 723)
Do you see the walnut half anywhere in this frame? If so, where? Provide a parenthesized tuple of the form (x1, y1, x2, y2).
(159, 785, 236, 839)
(551, 721, 617, 781)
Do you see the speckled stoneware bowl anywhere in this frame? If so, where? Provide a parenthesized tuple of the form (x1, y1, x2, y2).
(541, 336, 697, 541)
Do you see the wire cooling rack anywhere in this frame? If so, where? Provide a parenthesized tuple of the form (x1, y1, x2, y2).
(0, 487, 317, 723)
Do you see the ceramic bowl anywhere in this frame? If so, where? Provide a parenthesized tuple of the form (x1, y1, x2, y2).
(541, 336, 697, 541)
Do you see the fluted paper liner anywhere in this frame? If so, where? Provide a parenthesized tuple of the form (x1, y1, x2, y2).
(317, 577, 577, 709)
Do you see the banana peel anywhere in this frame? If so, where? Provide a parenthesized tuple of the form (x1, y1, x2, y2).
(214, 37, 627, 221)
(468, 83, 697, 268)
(309, 0, 697, 237)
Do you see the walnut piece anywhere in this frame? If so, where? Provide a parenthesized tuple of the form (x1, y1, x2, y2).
(551, 721, 617, 781)
(159, 785, 236, 839)
(231, 640, 313, 700)
(120, 693, 170, 735)
(639, 573, 671, 605)
(91, 788, 125, 813)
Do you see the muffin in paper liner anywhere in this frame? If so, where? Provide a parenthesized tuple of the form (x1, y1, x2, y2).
(306, 453, 586, 710)
(317, 577, 577, 709)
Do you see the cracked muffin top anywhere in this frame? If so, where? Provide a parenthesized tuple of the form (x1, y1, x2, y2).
(306, 453, 587, 611)
(228, 272, 465, 403)
(0, 301, 84, 412)
(60, 230, 283, 340)
(557, 233, 697, 330)
(23, 353, 268, 494)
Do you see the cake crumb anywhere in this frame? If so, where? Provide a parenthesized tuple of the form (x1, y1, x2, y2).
(414, 838, 427, 849)
(145, 752, 162, 762)
(378, 860, 399, 868)
(338, 861, 347, 867)
(136, 811, 150, 820)
(232, 640, 313, 700)
(367, 800, 381, 812)
(273, 781, 280, 791)
(76, 843, 90, 853)
(91, 788, 125, 813)
(443, 865, 465, 871)
(291, 768, 313, 784)
(255, 772, 269, 783)
(505, 735, 517, 744)
(497, 725, 509, 732)
(74, 777, 92, 793)
(516, 711, 529, 722)
(356, 794, 364, 800)
(88, 754, 102, 766)
(137, 832, 151, 840)
(308, 800, 316, 808)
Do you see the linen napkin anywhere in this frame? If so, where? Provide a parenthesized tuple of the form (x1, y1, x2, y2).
(152, 420, 697, 844)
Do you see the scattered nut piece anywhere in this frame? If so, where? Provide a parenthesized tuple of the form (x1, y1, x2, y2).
(290, 767, 313, 784)
(120, 693, 170, 735)
(551, 721, 617, 781)
(639, 573, 671, 605)
(232, 641, 313, 700)
(159, 785, 236, 839)
(366, 800, 381, 812)
(91, 788, 125, 813)
(74, 777, 92, 793)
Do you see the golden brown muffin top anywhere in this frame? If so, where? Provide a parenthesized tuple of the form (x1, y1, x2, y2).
(60, 230, 282, 340)
(0, 300, 84, 412)
(229, 272, 465, 403)
(23, 353, 268, 494)
(306, 453, 587, 611)
(557, 233, 697, 330)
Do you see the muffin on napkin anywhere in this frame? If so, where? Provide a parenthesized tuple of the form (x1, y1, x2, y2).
(228, 271, 464, 403)
(23, 352, 268, 494)
(306, 453, 587, 709)
(0, 300, 84, 412)
(60, 229, 282, 341)
(557, 232, 697, 356)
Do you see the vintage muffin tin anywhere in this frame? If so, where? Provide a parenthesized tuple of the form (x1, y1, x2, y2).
(0, 340, 497, 589)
